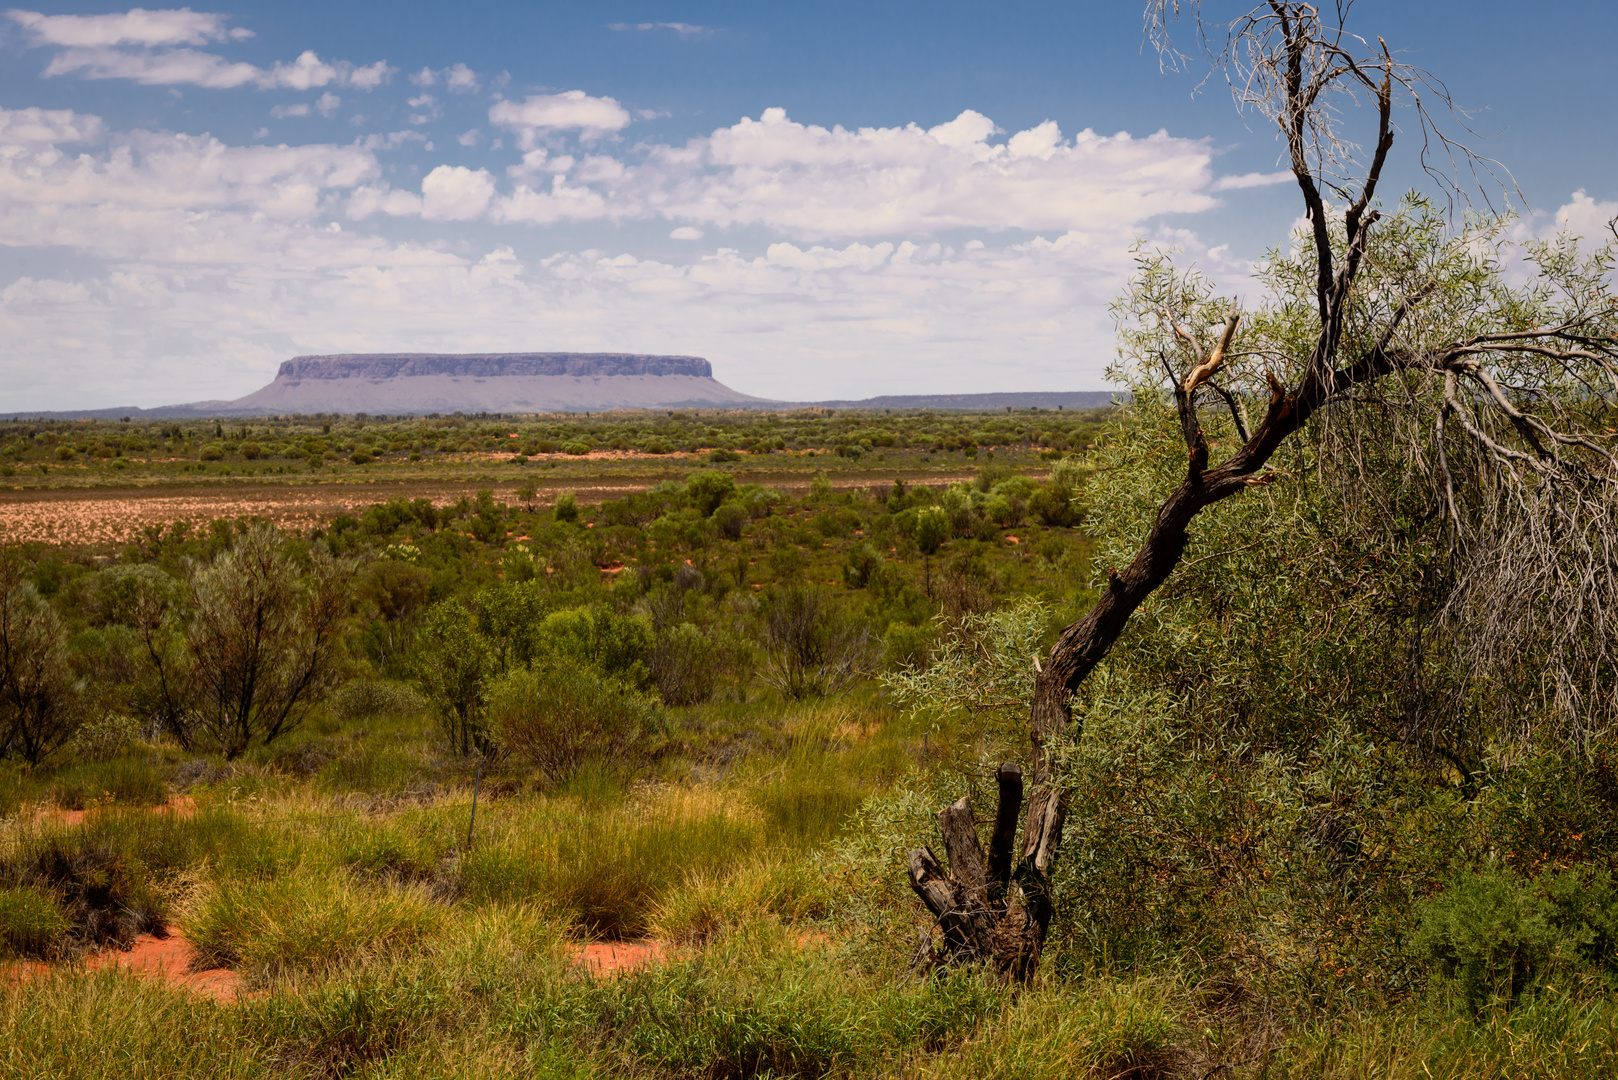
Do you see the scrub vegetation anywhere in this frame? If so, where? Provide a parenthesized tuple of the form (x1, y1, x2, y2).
(7, 4, 1618, 1075)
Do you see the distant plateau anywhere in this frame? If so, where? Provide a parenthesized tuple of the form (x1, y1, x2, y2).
(18, 353, 1119, 418)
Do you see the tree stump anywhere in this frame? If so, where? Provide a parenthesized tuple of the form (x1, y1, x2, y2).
(906, 763, 1065, 982)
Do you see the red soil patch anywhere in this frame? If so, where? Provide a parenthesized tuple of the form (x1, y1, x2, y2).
(574, 939, 666, 976)
(33, 794, 196, 828)
(88, 930, 244, 1002)
(4, 927, 242, 1003)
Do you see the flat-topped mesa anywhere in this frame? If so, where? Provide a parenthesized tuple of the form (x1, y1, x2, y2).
(215, 350, 765, 414)
(277, 353, 714, 381)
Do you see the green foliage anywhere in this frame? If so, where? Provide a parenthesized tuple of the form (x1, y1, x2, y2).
(686, 469, 738, 516)
(486, 661, 660, 784)
(1416, 866, 1618, 1013)
(415, 601, 494, 756)
(914, 506, 950, 556)
(187, 868, 443, 979)
(0, 885, 72, 959)
(552, 491, 579, 522)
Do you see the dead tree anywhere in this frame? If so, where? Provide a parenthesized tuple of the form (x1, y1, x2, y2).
(908, 2, 1618, 980)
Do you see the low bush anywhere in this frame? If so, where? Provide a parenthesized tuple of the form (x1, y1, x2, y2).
(1415, 866, 1618, 1013)
(487, 662, 660, 785)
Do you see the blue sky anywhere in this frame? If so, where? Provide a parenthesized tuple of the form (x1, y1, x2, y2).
(1, 1, 1613, 410)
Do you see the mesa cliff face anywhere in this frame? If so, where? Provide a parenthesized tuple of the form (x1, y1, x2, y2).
(220, 352, 766, 414)
(274, 353, 716, 381)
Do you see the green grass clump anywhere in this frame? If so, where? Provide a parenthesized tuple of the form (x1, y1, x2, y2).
(0, 885, 71, 959)
(0, 969, 263, 1080)
(186, 868, 443, 980)
(651, 858, 830, 946)
(463, 788, 765, 939)
(917, 976, 1183, 1080)
(49, 757, 168, 811)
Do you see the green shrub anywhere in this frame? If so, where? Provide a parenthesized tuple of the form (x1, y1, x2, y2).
(486, 662, 660, 785)
(328, 679, 426, 722)
(562, 441, 592, 456)
(1415, 866, 1618, 1013)
(198, 443, 224, 461)
(68, 714, 142, 763)
(51, 757, 167, 809)
(686, 470, 738, 516)
(349, 451, 373, 465)
(0, 885, 72, 959)
(882, 622, 935, 670)
(553, 491, 579, 522)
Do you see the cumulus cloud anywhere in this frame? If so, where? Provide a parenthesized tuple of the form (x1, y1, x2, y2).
(36, 42, 393, 90)
(0, 100, 1255, 409)
(354, 107, 1221, 240)
(628, 108, 1218, 239)
(488, 90, 631, 145)
(607, 21, 709, 37)
(0, 105, 104, 143)
(420, 165, 495, 220)
(6, 7, 251, 47)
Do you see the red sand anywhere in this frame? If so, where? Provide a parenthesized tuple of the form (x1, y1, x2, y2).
(86, 930, 244, 1002)
(34, 794, 196, 828)
(575, 939, 666, 976)
(3, 928, 243, 1003)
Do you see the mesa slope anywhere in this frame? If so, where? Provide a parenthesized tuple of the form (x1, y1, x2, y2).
(221, 353, 769, 415)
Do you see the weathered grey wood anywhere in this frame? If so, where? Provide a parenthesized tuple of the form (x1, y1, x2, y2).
(1020, 788, 1066, 873)
(987, 764, 1023, 897)
(937, 797, 986, 890)
(906, 846, 955, 918)
(907, 845, 977, 961)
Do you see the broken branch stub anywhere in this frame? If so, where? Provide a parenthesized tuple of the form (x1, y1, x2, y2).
(907, 764, 1056, 979)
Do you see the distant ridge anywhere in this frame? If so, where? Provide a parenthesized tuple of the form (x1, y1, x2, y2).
(9, 353, 1119, 418)
(793, 391, 1119, 411)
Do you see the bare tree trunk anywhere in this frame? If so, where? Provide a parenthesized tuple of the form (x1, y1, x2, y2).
(901, 3, 1618, 983)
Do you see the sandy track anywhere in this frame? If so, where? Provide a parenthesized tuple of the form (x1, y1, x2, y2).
(0, 471, 976, 547)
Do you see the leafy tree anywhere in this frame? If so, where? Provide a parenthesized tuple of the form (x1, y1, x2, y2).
(0, 553, 81, 764)
(907, 2, 1618, 982)
(416, 600, 495, 757)
(183, 526, 355, 759)
(685, 470, 737, 516)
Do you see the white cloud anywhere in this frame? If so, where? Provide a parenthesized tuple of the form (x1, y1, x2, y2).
(264, 49, 336, 90)
(0, 100, 1262, 409)
(355, 106, 1219, 240)
(270, 102, 308, 118)
(632, 109, 1218, 239)
(409, 66, 435, 88)
(607, 21, 709, 37)
(457, 129, 481, 147)
(0, 105, 104, 143)
(345, 60, 390, 90)
(420, 165, 495, 221)
(445, 63, 478, 92)
(0, 121, 380, 248)
(357, 130, 425, 151)
(43, 45, 261, 87)
(1552, 190, 1618, 242)
(488, 90, 631, 146)
(316, 91, 340, 117)
(7, 7, 251, 47)
(1211, 170, 1292, 191)
(36, 43, 392, 91)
